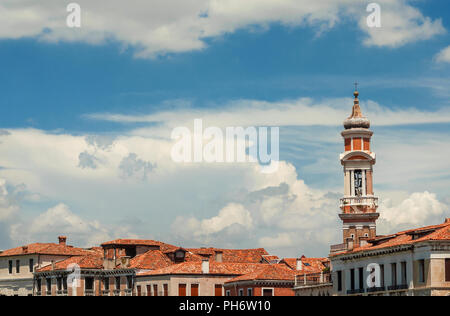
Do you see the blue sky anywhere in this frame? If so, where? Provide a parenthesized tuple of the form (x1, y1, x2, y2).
(0, 0, 449, 257)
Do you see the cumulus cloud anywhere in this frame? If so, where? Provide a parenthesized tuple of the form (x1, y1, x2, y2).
(378, 191, 449, 233)
(0, 0, 444, 57)
(118, 153, 156, 179)
(0, 179, 19, 221)
(434, 45, 450, 64)
(78, 151, 100, 169)
(360, 0, 445, 48)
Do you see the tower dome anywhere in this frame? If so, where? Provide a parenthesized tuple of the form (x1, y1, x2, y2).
(343, 90, 370, 129)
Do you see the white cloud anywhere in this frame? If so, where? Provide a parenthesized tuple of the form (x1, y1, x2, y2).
(378, 191, 449, 233)
(0, 0, 444, 57)
(0, 179, 19, 221)
(360, 0, 445, 48)
(434, 45, 450, 64)
(259, 232, 294, 248)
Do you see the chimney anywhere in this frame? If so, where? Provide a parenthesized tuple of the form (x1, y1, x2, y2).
(22, 246, 28, 254)
(214, 251, 223, 263)
(202, 259, 210, 274)
(296, 258, 303, 270)
(58, 236, 67, 246)
(51, 260, 55, 270)
(445, 218, 450, 224)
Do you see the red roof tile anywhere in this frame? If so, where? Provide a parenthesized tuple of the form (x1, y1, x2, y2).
(0, 243, 92, 257)
(129, 250, 173, 270)
(225, 264, 296, 283)
(186, 248, 268, 263)
(137, 262, 263, 276)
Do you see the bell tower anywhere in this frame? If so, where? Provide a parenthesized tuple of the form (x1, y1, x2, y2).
(337, 88, 379, 251)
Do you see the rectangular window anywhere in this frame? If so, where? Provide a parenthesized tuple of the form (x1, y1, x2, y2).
(103, 278, 109, 291)
(226, 290, 231, 296)
(358, 267, 364, 290)
(115, 277, 121, 290)
(214, 284, 222, 296)
(136, 285, 141, 296)
(247, 288, 253, 296)
(191, 284, 199, 296)
(179, 284, 186, 296)
(337, 271, 342, 292)
(163, 284, 168, 296)
(36, 279, 42, 293)
(153, 284, 158, 296)
(350, 269, 355, 290)
(354, 170, 363, 196)
(146, 285, 151, 296)
(57, 277, 62, 291)
(262, 289, 273, 296)
(126, 276, 133, 289)
(29, 259, 34, 273)
(63, 277, 68, 291)
(401, 262, 407, 285)
(418, 260, 425, 283)
(391, 263, 397, 286)
(85, 277, 94, 290)
(15, 260, 20, 273)
(380, 264, 385, 287)
(445, 259, 450, 282)
(8, 260, 12, 274)
(238, 288, 244, 296)
(46, 278, 52, 294)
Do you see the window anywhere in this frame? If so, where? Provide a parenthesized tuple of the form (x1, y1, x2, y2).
(115, 277, 121, 290)
(445, 259, 450, 282)
(401, 262, 407, 285)
(103, 278, 109, 291)
(214, 284, 222, 296)
(358, 267, 364, 290)
(63, 277, 68, 291)
(85, 277, 94, 291)
(418, 260, 425, 283)
(163, 284, 168, 296)
(126, 276, 133, 289)
(391, 263, 397, 286)
(36, 279, 42, 293)
(262, 288, 273, 296)
(354, 170, 363, 196)
(57, 277, 62, 291)
(247, 288, 253, 296)
(29, 259, 34, 273)
(226, 290, 231, 296)
(15, 260, 20, 273)
(136, 285, 141, 296)
(350, 269, 355, 290)
(337, 271, 342, 292)
(191, 284, 199, 296)
(238, 289, 244, 296)
(46, 278, 52, 294)
(8, 260, 12, 274)
(153, 284, 158, 296)
(179, 284, 187, 296)
(380, 264, 385, 287)
(146, 285, 151, 296)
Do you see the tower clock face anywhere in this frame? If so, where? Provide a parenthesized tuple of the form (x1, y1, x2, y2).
(354, 170, 363, 196)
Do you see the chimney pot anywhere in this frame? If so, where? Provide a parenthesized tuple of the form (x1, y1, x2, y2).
(296, 258, 303, 270)
(445, 218, 450, 223)
(22, 246, 28, 253)
(58, 236, 67, 246)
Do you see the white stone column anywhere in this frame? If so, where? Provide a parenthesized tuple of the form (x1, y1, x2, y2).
(344, 170, 350, 196)
(350, 170, 355, 197)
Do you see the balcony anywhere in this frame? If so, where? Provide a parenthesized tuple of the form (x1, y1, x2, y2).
(124, 289, 132, 296)
(84, 289, 94, 296)
(340, 196, 378, 208)
(366, 286, 386, 293)
(102, 290, 110, 296)
(113, 289, 121, 296)
(387, 284, 408, 291)
(295, 272, 332, 287)
(347, 288, 365, 295)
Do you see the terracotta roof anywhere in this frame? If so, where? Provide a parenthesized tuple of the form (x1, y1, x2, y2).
(225, 264, 296, 283)
(0, 243, 92, 257)
(281, 257, 329, 275)
(137, 262, 262, 277)
(100, 239, 177, 251)
(186, 248, 268, 263)
(36, 253, 104, 272)
(333, 218, 450, 256)
(129, 250, 173, 270)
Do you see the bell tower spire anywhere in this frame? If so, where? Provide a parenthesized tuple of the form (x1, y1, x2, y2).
(331, 87, 379, 254)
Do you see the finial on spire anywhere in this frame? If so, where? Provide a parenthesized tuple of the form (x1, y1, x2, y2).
(354, 82, 359, 98)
